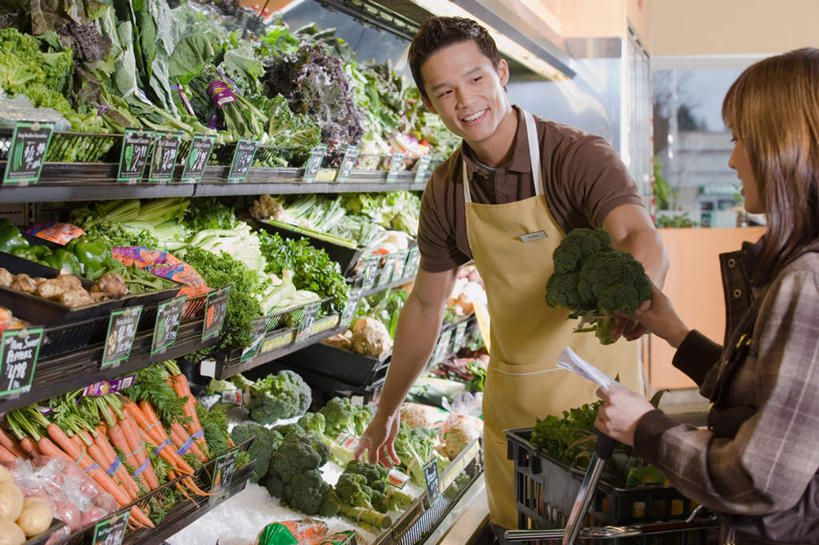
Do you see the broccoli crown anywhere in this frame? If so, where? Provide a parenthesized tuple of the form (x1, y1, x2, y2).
(320, 396, 374, 438)
(346, 459, 388, 485)
(248, 370, 312, 424)
(282, 469, 332, 515)
(298, 412, 326, 436)
(268, 430, 328, 483)
(272, 422, 304, 437)
(230, 422, 283, 483)
(335, 472, 374, 508)
(263, 470, 285, 499)
(577, 250, 651, 315)
(552, 228, 611, 274)
(545, 271, 588, 315)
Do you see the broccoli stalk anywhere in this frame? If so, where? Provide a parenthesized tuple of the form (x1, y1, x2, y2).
(344, 460, 413, 511)
(546, 228, 651, 345)
(319, 487, 393, 531)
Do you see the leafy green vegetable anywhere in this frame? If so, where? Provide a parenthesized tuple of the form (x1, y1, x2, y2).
(531, 402, 600, 468)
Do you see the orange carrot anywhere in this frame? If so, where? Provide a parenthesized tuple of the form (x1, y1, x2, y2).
(0, 444, 17, 463)
(107, 421, 149, 491)
(169, 422, 206, 463)
(93, 429, 139, 500)
(172, 374, 208, 454)
(126, 401, 194, 474)
(19, 437, 40, 458)
(0, 429, 24, 459)
(119, 414, 159, 490)
(36, 436, 74, 464)
(46, 423, 81, 459)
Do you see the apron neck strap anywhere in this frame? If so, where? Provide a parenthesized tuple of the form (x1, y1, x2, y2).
(462, 109, 542, 203)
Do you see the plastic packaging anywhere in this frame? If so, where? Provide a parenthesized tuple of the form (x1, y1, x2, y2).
(25, 223, 85, 246)
(254, 519, 329, 545)
(439, 394, 484, 460)
(0, 96, 71, 131)
(111, 247, 208, 297)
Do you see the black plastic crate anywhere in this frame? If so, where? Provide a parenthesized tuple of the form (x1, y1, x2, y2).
(276, 341, 389, 387)
(506, 428, 701, 530)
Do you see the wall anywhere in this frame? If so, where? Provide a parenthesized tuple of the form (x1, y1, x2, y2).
(651, 0, 819, 56)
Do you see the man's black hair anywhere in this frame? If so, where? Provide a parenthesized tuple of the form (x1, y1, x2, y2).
(408, 16, 501, 100)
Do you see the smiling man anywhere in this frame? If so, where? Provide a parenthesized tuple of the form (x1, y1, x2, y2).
(355, 17, 668, 536)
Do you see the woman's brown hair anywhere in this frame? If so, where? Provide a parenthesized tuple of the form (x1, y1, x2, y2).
(722, 48, 819, 285)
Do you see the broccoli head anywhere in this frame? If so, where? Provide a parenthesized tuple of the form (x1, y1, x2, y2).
(247, 370, 312, 424)
(298, 412, 326, 436)
(282, 468, 332, 515)
(320, 396, 374, 439)
(268, 430, 329, 483)
(230, 422, 283, 483)
(335, 472, 374, 509)
(546, 228, 651, 344)
(552, 228, 611, 274)
(343, 460, 412, 512)
(345, 459, 388, 484)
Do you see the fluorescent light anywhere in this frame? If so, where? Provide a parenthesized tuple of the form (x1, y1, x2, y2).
(410, 0, 570, 81)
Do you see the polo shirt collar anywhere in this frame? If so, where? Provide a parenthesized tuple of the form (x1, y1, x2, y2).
(459, 106, 531, 176)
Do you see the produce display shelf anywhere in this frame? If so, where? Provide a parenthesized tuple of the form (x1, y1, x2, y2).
(0, 162, 426, 203)
(262, 359, 388, 404)
(123, 463, 254, 545)
(215, 324, 349, 380)
(361, 272, 417, 297)
(0, 318, 218, 413)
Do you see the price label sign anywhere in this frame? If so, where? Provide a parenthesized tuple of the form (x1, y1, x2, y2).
(203, 286, 230, 341)
(423, 459, 441, 504)
(377, 254, 397, 286)
(92, 511, 130, 545)
(228, 138, 258, 181)
(151, 296, 186, 355)
(386, 151, 405, 183)
(117, 129, 153, 182)
(3, 122, 53, 185)
(302, 145, 327, 182)
(452, 321, 468, 353)
(0, 328, 43, 397)
(335, 146, 360, 182)
(210, 449, 239, 505)
(341, 287, 362, 325)
(392, 251, 407, 282)
(181, 134, 215, 182)
(148, 131, 182, 182)
(414, 154, 432, 184)
(102, 306, 142, 368)
(363, 258, 379, 286)
(432, 330, 452, 364)
(406, 247, 421, 276)
(295, 302, 321, 341)
(240, 316, 270, 363)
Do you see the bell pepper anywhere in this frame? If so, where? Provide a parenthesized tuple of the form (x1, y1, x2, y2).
(11, 247, 38, 261)
(29, 245, 50, 259)
(0, 219, 29, 253)
(43, 248, 82, 276)
(72, 237, 110, 280)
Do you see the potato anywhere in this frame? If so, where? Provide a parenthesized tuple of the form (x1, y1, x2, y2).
(16, 496, 52, 537)
(0, 465, 12, 485)
(0, 518, 25, 545)
(0, 481, 23, 521)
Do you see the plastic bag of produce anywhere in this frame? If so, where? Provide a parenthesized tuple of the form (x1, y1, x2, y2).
(25, 223, 85, 245)
(253, 519, 328, 545)
(0, 96, 71, 131)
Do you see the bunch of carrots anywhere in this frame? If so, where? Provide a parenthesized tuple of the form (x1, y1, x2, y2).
(0, 360, 231, 534)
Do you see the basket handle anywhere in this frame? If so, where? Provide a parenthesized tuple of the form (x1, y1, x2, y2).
(594, 432, 616, 461)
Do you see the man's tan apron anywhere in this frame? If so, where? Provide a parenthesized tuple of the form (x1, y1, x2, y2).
(463, 111, 643, 529)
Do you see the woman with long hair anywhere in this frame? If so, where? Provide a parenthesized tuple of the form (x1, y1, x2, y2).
(595, 48, 819, 545)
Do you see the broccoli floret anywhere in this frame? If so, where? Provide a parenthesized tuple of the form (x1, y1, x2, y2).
(230, 422, 283, 483)
(246, 370, 312, 424)
(546, 228, 651, 344)
(346, 459, 388, 484)
(268, 430, 329, 483)
(343, 460, 412, 512)
(273, 422, 305, 437)
(552, 228, 611, 274)
(336, 473, 374, 509)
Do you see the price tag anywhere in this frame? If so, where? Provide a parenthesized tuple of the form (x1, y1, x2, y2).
(228, 138, 258, 181)
(406, 247, 421, 276)
(92, 511, 130, 545)
(392, 251, 407, 282)
(0, 328, 43, 397)
(210, 449, 239, 505)
(341, 287, 362, 325)
(240, 316, 270, 363)
(295, 302, 320, 341)
(452, 321, 468, 353)
(3, 122, 53, 185)
(203, 286, 230, 341)
(151, 295, 186, 355)
(117, 129, 153, 182)
(386, 151, 405, 183)
(423, 459, 441, 504)
(102, 306, 142, 368)
(83, 375, 135, 397)
(335, 146, 360, 182)
(432, 329, 452, 364)
(414, 154, 431, 184)
(302, 145, 327, 182)
(148, 131, 182, 182)
(262, 329, 294, 352)
(181, 134, 215, 182)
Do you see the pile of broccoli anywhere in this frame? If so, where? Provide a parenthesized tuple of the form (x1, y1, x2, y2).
(545, 229, 651, 344)
(231, 370, 312, 424)
(230, 422, 283, 483)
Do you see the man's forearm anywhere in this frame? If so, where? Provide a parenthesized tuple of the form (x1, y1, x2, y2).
(613, 228, 668, 288)
(375, 293, 446, 418)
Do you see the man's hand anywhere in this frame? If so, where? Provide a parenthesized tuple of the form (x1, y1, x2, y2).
(354, 410, 401, 467)
(594, 383, 654, 446)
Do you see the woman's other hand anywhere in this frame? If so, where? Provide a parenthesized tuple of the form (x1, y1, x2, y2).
(595, 383, 655, 446)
